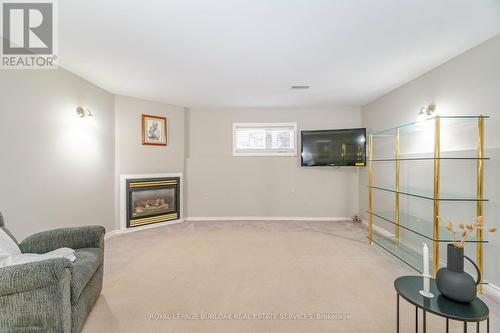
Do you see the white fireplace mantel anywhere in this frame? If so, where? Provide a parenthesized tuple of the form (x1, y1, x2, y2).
(119, 173, 183, 232)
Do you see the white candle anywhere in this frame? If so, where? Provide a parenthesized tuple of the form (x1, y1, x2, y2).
(423, 243, 430, 294)
(423, 243, 429, 276)
(419, 243, 434, 298)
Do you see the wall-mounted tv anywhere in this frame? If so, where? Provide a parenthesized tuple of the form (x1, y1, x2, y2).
(301, 128, 366, 167)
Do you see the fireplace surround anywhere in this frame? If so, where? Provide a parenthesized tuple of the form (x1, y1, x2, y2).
(120, 173, 183, 230)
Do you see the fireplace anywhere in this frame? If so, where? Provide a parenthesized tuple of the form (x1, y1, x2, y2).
(126, 177, 180, 228)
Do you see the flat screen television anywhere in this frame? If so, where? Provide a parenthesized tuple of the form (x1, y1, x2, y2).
(301, 128, 366, 167)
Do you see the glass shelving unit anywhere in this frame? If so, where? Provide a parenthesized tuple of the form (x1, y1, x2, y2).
(367, 115, 488, 291)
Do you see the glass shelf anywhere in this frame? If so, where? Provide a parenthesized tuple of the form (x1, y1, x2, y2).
(369, 157, 489, 162)
(371, 115, 489, 136)
(367, 185, 488, 202)
(368, 210, 488, 243)
(370, 234, 490, 284)
(369, 234, 423, 273)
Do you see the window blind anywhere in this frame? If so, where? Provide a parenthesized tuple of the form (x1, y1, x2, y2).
(233, 123, 297, 156)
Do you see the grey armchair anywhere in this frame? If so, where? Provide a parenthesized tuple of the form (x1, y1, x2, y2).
(0, 212, 105, 333)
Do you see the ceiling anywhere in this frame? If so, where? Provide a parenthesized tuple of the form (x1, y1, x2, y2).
(59, 0, 500, 108)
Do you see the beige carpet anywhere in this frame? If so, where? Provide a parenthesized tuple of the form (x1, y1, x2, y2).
(82, 221, 499, 332)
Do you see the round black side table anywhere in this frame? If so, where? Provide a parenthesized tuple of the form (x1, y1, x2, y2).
(395, 276, 489, 333)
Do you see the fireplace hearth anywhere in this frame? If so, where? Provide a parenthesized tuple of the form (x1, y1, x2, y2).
(126, 177, 180, 228)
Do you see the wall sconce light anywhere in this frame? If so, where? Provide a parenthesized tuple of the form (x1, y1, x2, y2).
(417, 104, 436, 121)
(76, 106, 93, 118)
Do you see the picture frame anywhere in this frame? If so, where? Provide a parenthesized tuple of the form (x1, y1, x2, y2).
(142, 114, 167, 146)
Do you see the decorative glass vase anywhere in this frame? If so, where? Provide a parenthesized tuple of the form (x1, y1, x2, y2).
(435, 244, 481, 303)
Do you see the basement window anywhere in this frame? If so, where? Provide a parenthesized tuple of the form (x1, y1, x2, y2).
(232, 123, 297, 156)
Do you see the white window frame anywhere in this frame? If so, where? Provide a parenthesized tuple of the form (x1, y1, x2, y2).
(232, 122, 297, 157)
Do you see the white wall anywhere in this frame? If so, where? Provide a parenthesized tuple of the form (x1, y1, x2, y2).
(114, 95, 186, 174)
(114, 95, 187, 228)
(186, 107, 361, 218)
(0, 69, 115, 240)
(359, 34, 500, 286)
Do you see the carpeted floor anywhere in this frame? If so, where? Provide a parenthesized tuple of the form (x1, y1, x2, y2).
(82, 221, 499, 332)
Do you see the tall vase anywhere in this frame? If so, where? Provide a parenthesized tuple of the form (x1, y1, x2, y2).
(435, 244, 481, 303)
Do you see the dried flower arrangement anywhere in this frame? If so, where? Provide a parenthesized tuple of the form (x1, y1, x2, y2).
(442, 216, 497, 248)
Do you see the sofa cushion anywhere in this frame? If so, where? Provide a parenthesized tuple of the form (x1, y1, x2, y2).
(71, 247, 103, 305)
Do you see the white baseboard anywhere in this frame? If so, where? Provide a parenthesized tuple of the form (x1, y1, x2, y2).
(104, 229, 122, 240)
(104, 219, 183, 240)
(185, 216, 350, 222)
(483, 282, 500, 302)
(360, 219, 500, 300)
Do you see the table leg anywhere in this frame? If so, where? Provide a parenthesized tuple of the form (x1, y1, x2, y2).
(464, 321, 467, 333)
(477, 321, 479, 333)
(415, 307, 418, 333)
(396, 294, 399, 333)
(423, 310, 426, 333)
(487, 318, 489, 333)
(446, 318, 449, 333)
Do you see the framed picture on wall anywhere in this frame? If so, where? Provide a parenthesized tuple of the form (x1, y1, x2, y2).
(142, 114, 167, 146)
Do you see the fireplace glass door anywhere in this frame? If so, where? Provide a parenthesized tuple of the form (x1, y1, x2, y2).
(131, 188, 176, 218)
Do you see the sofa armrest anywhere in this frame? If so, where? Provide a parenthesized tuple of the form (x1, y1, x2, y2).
(19, 225, 105, 254)
(0, 258, 73, 332)
(0, 258, 72, 296)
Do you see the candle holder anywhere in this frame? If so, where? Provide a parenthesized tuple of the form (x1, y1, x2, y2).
(419, 273, 434, 298)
